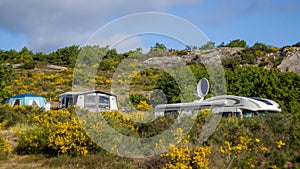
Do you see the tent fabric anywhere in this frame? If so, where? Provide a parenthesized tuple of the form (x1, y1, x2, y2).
(6, 93, 50, 111)
(10, 93, 41, 98)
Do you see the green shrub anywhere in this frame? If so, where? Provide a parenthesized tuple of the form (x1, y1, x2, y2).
(0, 105, 42, 128)
(129, 94, 149, 108)
(224, 39, 248, 48)
(19, 61, 37, 70)
(0, 121, 12, 160)
(16, 109, 100, 157)
(0, 136, 11, 160)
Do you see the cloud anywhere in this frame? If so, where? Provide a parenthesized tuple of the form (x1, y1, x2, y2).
(0, 0, 199, 52)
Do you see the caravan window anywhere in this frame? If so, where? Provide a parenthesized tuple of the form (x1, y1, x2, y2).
(84, 95, 97, 109)
(99, 95, 110, 110)
(242, 110, 257, 117)
(66, 97, 74, 107)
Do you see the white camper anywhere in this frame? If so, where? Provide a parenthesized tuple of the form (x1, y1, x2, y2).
(58, 90, 118, 112)
(155, 78, 281, 118)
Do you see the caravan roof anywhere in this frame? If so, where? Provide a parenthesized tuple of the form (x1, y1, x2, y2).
(59, 90, 117, 97)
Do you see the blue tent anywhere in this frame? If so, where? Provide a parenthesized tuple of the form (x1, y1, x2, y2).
(7, 93, 50, 110)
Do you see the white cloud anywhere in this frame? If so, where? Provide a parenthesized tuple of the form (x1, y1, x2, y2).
(0, 0, 199, 52)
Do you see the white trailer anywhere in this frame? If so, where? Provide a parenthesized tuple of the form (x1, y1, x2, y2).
(58, 90, 118, 112)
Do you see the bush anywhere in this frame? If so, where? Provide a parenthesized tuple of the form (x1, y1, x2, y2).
(224, 39, 248, 48)
(0, 136, 11, 160)
(129, 94, 149, 108)
(292, 42, 300, 47)
(16, 109, 100, 156)
(0, 121, 12, 160)
(0, 105, 42, 128)
(19, 61, 37, 70)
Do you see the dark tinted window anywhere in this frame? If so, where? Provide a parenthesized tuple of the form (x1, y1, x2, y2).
(249, 97, 273, 105)
(242, 110, 257, 117)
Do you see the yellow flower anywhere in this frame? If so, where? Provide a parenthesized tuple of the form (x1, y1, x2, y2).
(259, 146, 268, 151)
(276, 140, 285, 149)
(255, 138, 260, 143)
(220, 146, 226, 154)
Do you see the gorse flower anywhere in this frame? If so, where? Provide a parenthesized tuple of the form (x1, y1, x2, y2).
(276, 140, 285, 149)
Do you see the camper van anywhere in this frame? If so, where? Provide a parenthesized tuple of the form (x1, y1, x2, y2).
(154, 78, 281, 118)
(58, 90, 118, 112)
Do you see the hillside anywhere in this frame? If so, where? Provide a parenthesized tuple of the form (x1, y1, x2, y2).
(0, 41, 300, 168)
(0, 41, 299, 111)
(144, 46, 300, 75)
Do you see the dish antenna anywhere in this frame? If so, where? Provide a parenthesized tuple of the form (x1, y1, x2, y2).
(197, 78, 209, 102)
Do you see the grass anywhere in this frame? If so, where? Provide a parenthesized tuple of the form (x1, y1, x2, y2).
(0, 154, 168, 169)
(0, 154, 136, 169)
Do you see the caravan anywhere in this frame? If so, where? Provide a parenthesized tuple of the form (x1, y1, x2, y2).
(58, 90, 118, 112)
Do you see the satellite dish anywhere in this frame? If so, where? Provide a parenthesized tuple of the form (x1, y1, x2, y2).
(197, 78, 209, 101)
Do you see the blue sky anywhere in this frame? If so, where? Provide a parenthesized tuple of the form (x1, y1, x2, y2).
(0, 0, 299, 53)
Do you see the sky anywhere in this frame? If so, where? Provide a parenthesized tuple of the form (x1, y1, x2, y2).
(0, 0, 299, 53)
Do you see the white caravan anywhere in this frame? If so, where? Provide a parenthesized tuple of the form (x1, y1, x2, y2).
(58, 90, 118, 112)
(154, 78, 281, 118)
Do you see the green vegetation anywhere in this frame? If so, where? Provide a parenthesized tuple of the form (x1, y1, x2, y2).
(0, 40, 299, 168)
(0, 106, 299, 168)
(220, 39, 248, 48)
(0, 64, 12, 99)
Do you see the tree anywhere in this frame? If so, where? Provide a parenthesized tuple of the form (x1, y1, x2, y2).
(199, 41, 215, 50)
(47, 45, 80, 67)
(148, 43, 169, 57)
(225, 39, 248, 48)
(151, 43, 167, 51)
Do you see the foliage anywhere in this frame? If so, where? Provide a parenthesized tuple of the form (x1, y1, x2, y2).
(136, 100, 152, 111)
(199, 41, 215, 50)
(0, 104, 298, 168)
(4, 68, 73, 101)
(226, 66, 300, 114)
(151, 43, 167, 51)
(0, 105, 42, 128)
(156, 65, 300, 115)
(148, 43, 170, 57)
(0, 41, 300, 167)
(161, 135, 211, 169)
(0, 121, 12, 160)
(292, 41, 300, 47)
(0, 64, 12, 100)
(47, 45, 80, 68)
(155, 66, 201, 103)
(224, 39, 248, 48)
(129, 93, 150, 108)
(0, 135, 11, 160)
(16, 109, 100, 156)
(222, 56, 241, 69)
(209, 114, 300, 168)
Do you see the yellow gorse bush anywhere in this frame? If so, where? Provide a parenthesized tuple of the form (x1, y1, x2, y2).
(192, 146, 211, 169)
(0, 121, 12, 160)
(136, 100, 151, 111)
(17, 109, 97, 156)
(162, 127, 211, 169)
